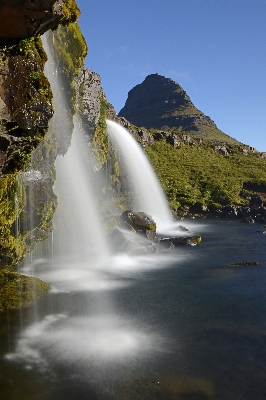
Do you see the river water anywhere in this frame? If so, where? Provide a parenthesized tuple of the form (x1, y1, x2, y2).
(0, 220, 265, 400)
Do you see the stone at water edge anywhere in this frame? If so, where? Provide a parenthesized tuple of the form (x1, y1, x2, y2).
(0, 270, 50, 312)
(220, 261, 259, 268)
(120, 210, 157, 233)
(159, 236, 202, 248)
(108, 228, 157, 256)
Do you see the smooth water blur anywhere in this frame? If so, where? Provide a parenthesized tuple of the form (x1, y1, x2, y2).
(1, 220, 266, 400)
(107, 120, 173, 231)
(53, 119, 110, 261)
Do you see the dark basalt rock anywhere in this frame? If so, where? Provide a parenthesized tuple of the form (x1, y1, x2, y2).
(240, 216, 255, 224)
(249, 195, 263, 208)
(106, 210, 200, 255)
(243, 181, 266, 193)
(220, 261, 259, 268)
(0, 0, 80, 40)
(159, 235, 201, 248)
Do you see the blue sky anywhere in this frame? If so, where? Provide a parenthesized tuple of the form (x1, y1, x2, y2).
(76, 0, 266, 151)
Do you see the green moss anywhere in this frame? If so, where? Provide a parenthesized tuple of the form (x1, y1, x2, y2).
(46, 22, 88, 154)
(51, 22, 88, 112)
(0, 174, 25, 227)
(60, 0, 81, 24)
(0, 270, 50, 312)
(0, 174, 28, 268)
(15, 37, 47, 67)
(92, 98, 109, 168)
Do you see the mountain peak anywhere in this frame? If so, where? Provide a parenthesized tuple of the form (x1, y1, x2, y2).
(118, 74, 238, 144)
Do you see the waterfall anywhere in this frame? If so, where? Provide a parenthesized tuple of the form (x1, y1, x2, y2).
(107, 120, 173, 231)
(53, 118, 110, 261)
(2, 28, 198, 400)
(41, 32, 109, 262)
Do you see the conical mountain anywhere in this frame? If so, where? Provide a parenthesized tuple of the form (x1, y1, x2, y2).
(118, 73, 238, 144)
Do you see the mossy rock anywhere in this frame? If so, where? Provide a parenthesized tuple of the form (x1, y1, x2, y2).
(0, 270, 50, 312)
(120, 210, 156, 233)
(60, 0, 81, 25)
(46, 22, 88, 154)
(92, 97, 109, 168)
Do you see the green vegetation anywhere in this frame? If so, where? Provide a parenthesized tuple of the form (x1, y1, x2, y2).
(60, 0, 81, 25)
(0, 174, 28, 269)
(51, 22, 88, 111)
(169, 126, 241, 144)
(0, 269, 50, 312)
(146, 139, 266, 210)
(15, 36, 48, 70)
(48, 22, 88, 154)
(92, 98, 109, 168)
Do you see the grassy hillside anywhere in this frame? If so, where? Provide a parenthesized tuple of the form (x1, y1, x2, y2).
(145, 139, 266, 210)
(165, 125, 241, 144)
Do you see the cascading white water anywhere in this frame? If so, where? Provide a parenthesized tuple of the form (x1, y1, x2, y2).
(3, 29, 202, 400)
(53, 119, 110, 261)
(107, 120, 173, 231)
(42, 32, 109, 262)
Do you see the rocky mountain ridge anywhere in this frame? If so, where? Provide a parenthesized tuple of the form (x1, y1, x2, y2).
(118, 73, 240, 144)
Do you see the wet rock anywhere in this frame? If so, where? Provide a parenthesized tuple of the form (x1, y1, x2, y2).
(0, 269, 50, 312)
(240, 216, 255, 224)
(146, 229, 158, 242)
(220, 205, 239, 218)
(190, 203, 209, 215)
(176, 224, 190, 232)
(120, 210, 156, 233)
(238, 207, 252, 218)
(159, 235, 201, 248)
(108, 228, 157, 256)
(220, 261, 259, 268)
(249, 196, 263, 208)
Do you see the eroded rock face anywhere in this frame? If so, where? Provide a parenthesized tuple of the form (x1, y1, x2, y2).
(0, 0, 80, 40)
(0, 1, 82, 176)
(76, 67, 104, 135)
(0, 38, 53, 174)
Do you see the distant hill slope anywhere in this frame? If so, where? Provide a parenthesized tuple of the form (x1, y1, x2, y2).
(118, 73, 240, 144)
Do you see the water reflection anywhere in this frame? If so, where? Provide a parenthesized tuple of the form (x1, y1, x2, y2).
(5, 314, 168, 371)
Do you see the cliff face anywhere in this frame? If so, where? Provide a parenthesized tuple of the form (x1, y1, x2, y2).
(0, 1, 88, 274)
(0, 0, 81, 176)
(0, 37, 53, 174)
(118, 73, 238, 143)
(0, 1, 94, 309)
(0, 0, 79, 40)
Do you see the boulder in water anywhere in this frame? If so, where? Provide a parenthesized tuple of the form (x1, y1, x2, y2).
(108, 228, 157, 256)
(120, 210, 156, 233)
(159, 235, 201, 248)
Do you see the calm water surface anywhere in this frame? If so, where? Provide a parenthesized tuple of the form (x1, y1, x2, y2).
(0, 220, 266, 400)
